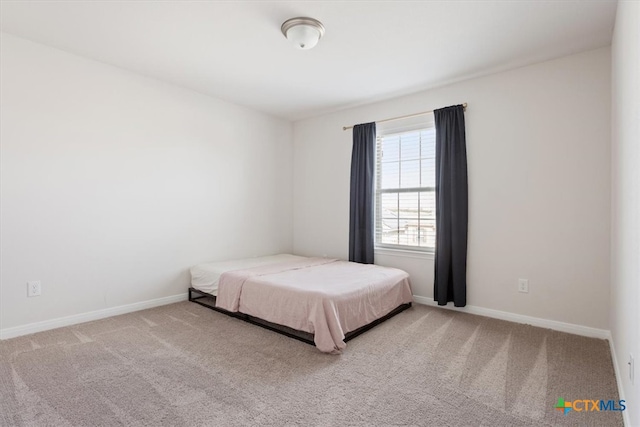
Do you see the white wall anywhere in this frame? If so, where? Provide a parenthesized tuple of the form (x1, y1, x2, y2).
(293, 48, 611, 329)
(611, 1, 640, 425)
(0, 34, 293, 330)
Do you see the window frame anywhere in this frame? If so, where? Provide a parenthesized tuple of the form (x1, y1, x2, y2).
(374, 120, 436, 254)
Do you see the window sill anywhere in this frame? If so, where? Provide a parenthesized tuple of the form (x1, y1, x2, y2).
(374, 247, 434, 260)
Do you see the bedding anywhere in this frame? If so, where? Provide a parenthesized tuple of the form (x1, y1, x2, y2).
(215, 257, 412, 353)
(190, 254, 305, 295)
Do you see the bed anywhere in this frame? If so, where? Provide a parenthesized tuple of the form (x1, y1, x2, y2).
(188, 254, 413, 353)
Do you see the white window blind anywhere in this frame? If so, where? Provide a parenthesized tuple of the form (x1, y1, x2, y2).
(375, 125, 436, 251)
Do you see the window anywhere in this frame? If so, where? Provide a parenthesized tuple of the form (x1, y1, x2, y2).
(375, 123, 436, 252)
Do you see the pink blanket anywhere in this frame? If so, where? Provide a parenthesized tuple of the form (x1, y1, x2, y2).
(216, 258, 412, 353)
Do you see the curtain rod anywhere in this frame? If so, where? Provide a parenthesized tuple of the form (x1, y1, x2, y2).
(342, 103, 467, 131)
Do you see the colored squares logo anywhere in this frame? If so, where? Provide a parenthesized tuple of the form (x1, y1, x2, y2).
(554, 397, 626, 414)
(555, 398, 572, 415)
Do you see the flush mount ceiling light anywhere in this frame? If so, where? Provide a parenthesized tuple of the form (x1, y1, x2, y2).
(281, 17, 325, 50)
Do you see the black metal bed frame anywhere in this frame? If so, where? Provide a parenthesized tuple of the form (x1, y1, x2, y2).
(188, 287, 411, 347)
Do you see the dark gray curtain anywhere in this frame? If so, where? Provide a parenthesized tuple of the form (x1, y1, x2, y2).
(348, 122, 376, 264)
(434, 105, 468, 306)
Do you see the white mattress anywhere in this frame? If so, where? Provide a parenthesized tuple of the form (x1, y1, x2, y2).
(190, 254, 306, 295)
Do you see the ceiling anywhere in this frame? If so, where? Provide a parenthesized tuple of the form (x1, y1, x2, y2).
(0, 1, 617, 121)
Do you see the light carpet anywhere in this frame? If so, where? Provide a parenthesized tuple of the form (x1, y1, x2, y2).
(0, 302, 623, 426)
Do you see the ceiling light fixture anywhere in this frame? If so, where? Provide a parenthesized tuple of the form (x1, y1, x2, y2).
(281, 17, 325, 50)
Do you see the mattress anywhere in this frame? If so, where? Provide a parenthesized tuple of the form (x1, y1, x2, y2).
(214, 257, 413, 353)
(189, 254, 305, 295)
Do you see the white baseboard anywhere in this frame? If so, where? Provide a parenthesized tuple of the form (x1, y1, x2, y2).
(412, 295, 610, 339)
(414, 296, 628, 425)
(607, 333, 631, 427)
(0, 293, 188, 340)
(0, 291, 627, 424)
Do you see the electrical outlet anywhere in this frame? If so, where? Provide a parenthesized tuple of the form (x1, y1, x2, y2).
(27, 280, 41, 297)
(629, 354, 635, 385)
(518, 278, 529, 293)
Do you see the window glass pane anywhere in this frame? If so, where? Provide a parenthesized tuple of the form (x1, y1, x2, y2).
(398, 217, 420, 246)
(419, 218, 436, 248)
(381, 193, 398, 214)
(399, 192, 419, 219)
(381, 162, 400, 189)
(380, 193, 399, 244)
(381, 136, 399, 162)
(380, 216, 399, 244)
(375, 125, 436, 251)
(420, 129, 436, 158)
(421, 158, 435, 187)
(400, 134, 420, 161)
(420, 191, 435, 219)
(398, 192, 419, 246)
(400, 160, 420, 188)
